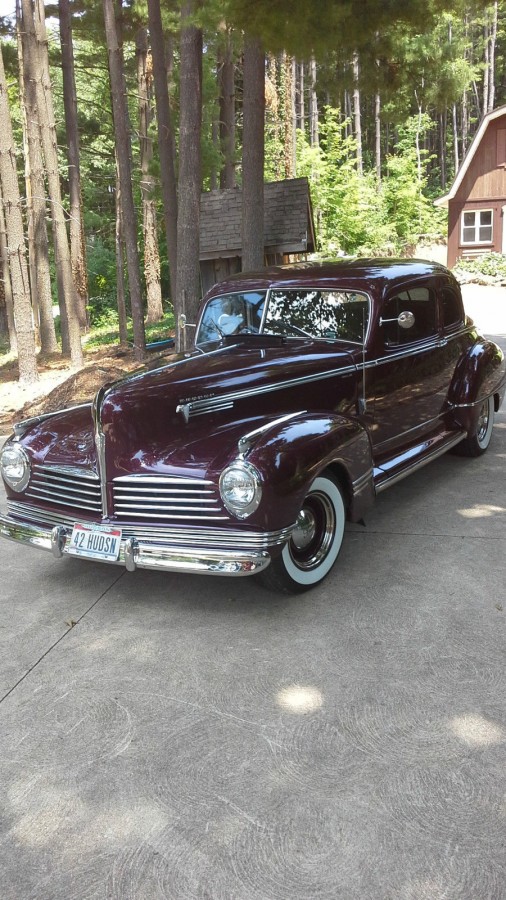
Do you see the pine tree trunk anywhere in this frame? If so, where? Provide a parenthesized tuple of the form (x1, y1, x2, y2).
(375, 91, 381, 182)
(297, 61, 304, 132)
(136, 27, 163, 324)
(23, 0, 82, 368)
(452, 103, 459, 173)
(282, 53, 295, 177)
(0, 190, 17, 352)
(439, 111, 447, 190)
(115, 160, 128, 346)
(352, 52, 363, 175)
(103, 0, 145, 359)
(309, 57, 319, 147)
(59, 0, 88, 331)
(147, 0, 178, 305)
(462, 89, 468, 157)
(18, 27, 39, 344)
(483, 22, 490, 115)
(241, 35, 265, 272)
(0, 44, 38, 383)
(17, 1, 57, 355)
(488, 1, 497, 113)
(176, 0, 202, 350)
(219, 29, 236, 189)
(268, 54, 282, 178)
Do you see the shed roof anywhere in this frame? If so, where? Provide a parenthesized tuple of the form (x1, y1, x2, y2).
(199, 177, 316, 259)
(435, 104, 506, 207)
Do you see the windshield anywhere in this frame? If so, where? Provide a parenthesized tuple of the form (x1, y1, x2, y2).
(196, 287, 369, 345)
(196, 291, 267, 344)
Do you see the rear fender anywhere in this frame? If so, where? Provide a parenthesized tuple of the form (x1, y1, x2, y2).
(244, 412, 374, 527)
(448, 340, 506, 408)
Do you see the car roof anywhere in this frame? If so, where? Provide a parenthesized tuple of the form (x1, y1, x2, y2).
(203, 258, 452, 301)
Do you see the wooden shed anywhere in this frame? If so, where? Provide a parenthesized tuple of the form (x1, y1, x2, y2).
(436, 105, 506, 268)
(199, 177, 316, 294)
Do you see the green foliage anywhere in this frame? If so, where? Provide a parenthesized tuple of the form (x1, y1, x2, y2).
(295, 108, 446, 257)
(383, 114, 447, 245)
(454, 252, 506, 278)
(86, 239, 118, 325)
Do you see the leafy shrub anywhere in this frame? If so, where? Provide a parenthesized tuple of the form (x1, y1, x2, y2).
(454, 252, 506, 279)
(86, 239, 119, 325)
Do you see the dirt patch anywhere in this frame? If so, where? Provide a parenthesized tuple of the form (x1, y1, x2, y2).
(0, 345, 168, 434)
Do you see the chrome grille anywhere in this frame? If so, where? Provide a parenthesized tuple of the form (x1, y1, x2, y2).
(6, 501, 291, 549)
(112, 475, 228, 521)
(25, 464, 102, 513)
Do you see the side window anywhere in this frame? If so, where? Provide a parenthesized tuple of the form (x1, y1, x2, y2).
(440, 286, 463, 330)
(382, 287, 437, 346)
(264, 290, 369, 342)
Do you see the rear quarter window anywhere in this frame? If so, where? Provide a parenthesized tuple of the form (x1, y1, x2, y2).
(382, 286, 437, 345)
(439, 285, 464, 330)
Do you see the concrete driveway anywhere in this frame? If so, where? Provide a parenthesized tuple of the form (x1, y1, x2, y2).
(0, 287, 505, 900)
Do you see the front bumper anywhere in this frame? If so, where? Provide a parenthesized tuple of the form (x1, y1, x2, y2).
(0, 514, 271, 576)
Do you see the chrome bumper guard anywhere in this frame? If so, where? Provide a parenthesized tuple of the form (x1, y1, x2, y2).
(0, 514, 271, 577)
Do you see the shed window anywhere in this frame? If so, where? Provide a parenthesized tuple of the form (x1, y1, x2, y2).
(461, 209, 493, 245)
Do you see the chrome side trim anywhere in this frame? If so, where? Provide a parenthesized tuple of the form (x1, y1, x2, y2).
(374, 431, 466, 493)
(0, 514, 271, 577)
(173, 329, 475, 422)
(177, 364, 357, 420)
(450, 394, 493, 410)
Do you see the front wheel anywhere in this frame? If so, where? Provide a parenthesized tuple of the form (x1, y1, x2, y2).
(456, 395, 495, 457)
(258, 474, 346, 594)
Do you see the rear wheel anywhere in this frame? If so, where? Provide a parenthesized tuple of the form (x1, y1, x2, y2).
(456, 395, 494, 457)
(258, 474, 346, 594)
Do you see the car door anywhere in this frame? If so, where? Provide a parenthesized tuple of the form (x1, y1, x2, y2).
(367, 279, 452, 463)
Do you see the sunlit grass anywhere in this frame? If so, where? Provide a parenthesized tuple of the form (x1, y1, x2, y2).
(83, 311, 175, 350)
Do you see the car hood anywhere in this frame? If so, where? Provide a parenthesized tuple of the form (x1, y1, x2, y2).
(21, 340, 358, 480)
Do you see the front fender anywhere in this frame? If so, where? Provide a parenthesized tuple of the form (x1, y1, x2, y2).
(448, 340, 506, 407)
(245, 412, 374, 528)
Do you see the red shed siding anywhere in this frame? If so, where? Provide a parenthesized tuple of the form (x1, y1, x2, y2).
(447, 112, 506, 267)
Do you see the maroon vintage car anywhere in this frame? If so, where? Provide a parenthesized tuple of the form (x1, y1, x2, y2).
(1, 259, 505, 593)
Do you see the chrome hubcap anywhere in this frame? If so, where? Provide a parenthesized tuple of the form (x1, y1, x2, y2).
(477, 400, 490, 443)
(292, 509, 316, 550)
(290, 492, 336, 571)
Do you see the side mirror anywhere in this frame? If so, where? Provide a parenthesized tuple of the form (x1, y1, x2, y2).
(379, 310, 415, 330)
(398, 310, 415, 330)
(178, 313, 196, 330)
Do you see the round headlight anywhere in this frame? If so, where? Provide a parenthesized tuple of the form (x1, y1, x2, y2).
(219, 461, 262, 519)
(0, 442, 31, 492)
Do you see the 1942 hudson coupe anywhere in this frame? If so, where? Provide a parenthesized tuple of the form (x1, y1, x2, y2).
(1, 260, 505, 593)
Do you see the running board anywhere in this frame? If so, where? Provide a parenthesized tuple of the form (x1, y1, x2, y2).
(374, 430, 466, 494)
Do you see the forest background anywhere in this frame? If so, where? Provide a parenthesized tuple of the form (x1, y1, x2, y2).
(0, 0, 505, 385)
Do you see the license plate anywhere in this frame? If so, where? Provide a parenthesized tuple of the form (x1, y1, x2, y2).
(68, 523, 122, 561)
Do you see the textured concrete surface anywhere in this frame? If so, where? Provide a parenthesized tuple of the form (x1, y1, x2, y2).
(0, 288, 505, 899)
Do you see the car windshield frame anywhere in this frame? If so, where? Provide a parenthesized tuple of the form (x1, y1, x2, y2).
(195, 286, 371, 347)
